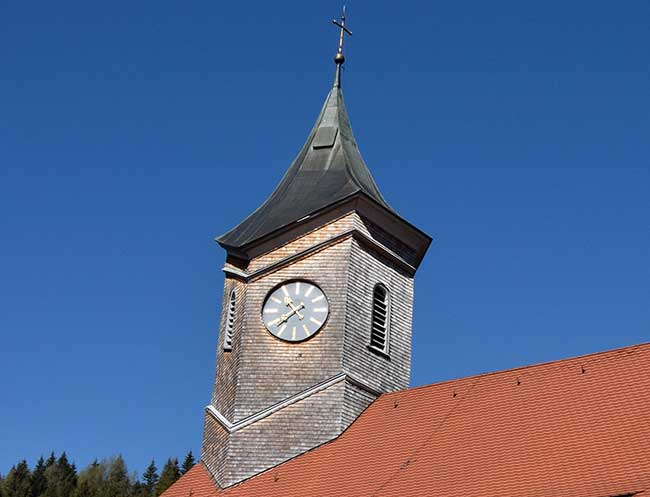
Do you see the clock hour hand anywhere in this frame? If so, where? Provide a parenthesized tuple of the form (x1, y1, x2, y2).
(284, 297, 305, 320)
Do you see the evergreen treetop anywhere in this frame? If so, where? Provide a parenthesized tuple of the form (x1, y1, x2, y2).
(180, 452, 195, 475)
(44, 452, 77, 497)
(4, 460, 33, 497)
(73, 460, 105, 497)
(101, 455, 131, 497)
(2, 451, 193, 497)
(44, 454, 56, 470)
(142, 460, 159, 497)
(31, 456, 47, 497)
(155, 459, 180, 497)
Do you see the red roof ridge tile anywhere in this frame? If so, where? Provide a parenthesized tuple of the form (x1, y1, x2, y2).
(389, 341, 650, 397)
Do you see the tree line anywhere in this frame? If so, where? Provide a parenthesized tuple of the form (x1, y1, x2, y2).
(0, 451, 196, 497)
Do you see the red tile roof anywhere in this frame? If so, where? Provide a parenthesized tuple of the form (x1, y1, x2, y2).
(160, 463, 219, 497)
(164, 343, 650, 497)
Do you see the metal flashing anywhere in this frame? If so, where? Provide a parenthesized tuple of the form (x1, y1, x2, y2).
(206, 373, 347, 433)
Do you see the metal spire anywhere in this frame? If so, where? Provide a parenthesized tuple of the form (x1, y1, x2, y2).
(331, 6, 352, 87)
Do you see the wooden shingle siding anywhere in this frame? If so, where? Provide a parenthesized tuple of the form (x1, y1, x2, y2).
(202, 212, 423, 488)
(343, 237, 413, 393)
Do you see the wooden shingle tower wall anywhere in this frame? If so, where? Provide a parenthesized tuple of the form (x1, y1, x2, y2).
(200, 19, 431, 488)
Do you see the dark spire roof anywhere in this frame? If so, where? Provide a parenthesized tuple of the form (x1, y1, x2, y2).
(217, 85, 391, 249)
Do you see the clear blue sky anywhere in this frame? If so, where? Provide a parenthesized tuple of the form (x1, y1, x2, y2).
(1, 0, 648, 478)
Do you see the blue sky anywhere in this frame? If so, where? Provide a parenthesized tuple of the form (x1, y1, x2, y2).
(1, 0, 648, 477)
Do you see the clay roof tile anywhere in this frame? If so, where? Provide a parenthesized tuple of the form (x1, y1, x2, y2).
(165, 343, 650, 497)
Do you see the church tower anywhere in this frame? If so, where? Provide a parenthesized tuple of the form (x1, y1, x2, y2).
(201, 10, 431, 488)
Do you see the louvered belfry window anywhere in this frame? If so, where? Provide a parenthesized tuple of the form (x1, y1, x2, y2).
(370, 284, 390, 353)
(223, 289, 236, 351)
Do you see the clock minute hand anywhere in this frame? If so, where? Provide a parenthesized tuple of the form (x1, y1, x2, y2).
(286, 300, 305, 320)
(277, 303, 304, 326)
(277, 310, 294, 326)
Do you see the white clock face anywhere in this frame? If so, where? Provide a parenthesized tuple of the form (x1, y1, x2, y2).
(262, 280, 329, 342)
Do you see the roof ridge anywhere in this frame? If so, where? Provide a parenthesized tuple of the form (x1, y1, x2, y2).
(333, 88, 389, 207)
(393, 342, 650, 396)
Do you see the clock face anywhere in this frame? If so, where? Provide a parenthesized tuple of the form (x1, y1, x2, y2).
(262, 280, 329, 342)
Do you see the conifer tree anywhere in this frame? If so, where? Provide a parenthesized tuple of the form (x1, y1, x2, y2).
(44, 454, 56, 471)
(180, 452, 195, 475)
(135, 482, 149, 497)
(142, 460, 158, 497)
(101, 455, 130, 497)
(4, 460, 33, 497)
(30, 456, 48, 497)
(44, 452, 77, 497)
(154, 459, 180, 496)
(73, 460, 104, 497)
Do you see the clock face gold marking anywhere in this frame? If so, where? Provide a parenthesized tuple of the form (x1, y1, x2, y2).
(261, 280, 329, 342)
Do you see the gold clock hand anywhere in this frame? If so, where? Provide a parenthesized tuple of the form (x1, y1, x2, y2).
(278, 304, 305, 325)
(284, 297, 305, 320)
(278, 311, 294, 325)
(287, 301, 305, 320)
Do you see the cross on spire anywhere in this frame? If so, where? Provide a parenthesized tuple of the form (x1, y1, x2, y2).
(332, 6, 352, 62)
(331, 6, 352, 87)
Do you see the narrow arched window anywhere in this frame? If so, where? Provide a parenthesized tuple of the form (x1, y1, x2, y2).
(223, 289, 236, 351)
(370, 284, 390, 354)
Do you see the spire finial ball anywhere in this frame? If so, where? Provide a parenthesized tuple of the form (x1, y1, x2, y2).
(334, 52, 345, 65)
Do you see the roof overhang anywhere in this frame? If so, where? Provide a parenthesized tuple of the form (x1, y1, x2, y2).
(217, 191, 432, 269)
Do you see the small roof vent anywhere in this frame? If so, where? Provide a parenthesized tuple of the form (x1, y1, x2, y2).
(313, 126, 338, 149)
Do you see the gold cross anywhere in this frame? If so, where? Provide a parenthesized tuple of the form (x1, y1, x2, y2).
(332, 6, 352, 61)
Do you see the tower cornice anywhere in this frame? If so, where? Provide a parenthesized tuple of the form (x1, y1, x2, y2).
(222, 227, 417, 283)
(219, 191, 431, 269)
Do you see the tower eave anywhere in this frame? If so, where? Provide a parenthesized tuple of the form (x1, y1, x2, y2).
(217, 190, 432, 268)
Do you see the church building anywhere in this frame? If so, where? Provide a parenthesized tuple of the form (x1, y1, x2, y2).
(162, 12, 650, 497)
